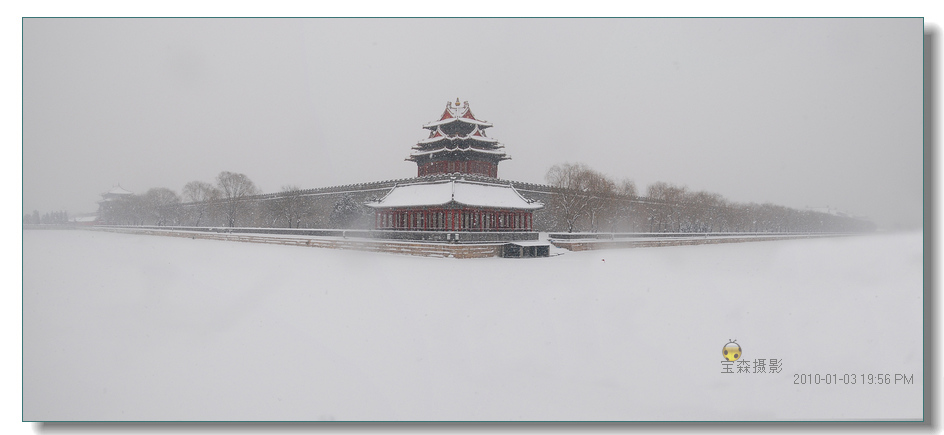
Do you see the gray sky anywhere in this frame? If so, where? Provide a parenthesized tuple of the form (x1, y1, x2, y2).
(23, 18, 923, 229)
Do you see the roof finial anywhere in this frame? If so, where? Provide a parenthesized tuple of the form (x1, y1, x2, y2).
(455, 98, 460, 106)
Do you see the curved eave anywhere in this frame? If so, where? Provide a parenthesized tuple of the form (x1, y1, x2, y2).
(417, 134, 499, 145)
(366, 199, 453, 209)
(423, 117, 493, 129)
(407, 147, 511, 161)
(413, 142, 505, 150)
(104, 187, 133, 196)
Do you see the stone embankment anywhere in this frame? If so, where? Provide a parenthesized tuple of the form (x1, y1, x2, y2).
(547, 233, 847, 251)
(91, 226, 504, 258)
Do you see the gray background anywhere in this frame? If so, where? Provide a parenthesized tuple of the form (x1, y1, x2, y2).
(22, 18, 923, 230)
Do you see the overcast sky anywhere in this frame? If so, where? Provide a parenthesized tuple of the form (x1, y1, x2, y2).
(22, 18, 923, 229)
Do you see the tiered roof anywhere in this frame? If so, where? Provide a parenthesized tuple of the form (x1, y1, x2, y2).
(418, 125, 499, 144)
(422, 100, 494, 129)
(101, 185, 133, 201)
(407, 99, 509, 163)
(106, 185, 133, 195)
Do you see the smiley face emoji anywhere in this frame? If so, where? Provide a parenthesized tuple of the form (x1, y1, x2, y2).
(722, 340, 742, 361)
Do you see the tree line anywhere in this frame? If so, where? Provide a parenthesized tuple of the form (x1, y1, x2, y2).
(94, 165, 874, 233)
(98, 171, 372, 229)
(23, 210, 69, 225)
(543, 162, 874, 233)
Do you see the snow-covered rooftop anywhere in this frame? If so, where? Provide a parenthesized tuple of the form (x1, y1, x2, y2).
(422, 100, 493, 129)
(409, 146, 508, 158)
(367, 179, 543, 210)
(418, 127, 499, 144)
(105, 185, 133, 195)
(423, 117, 493, 129)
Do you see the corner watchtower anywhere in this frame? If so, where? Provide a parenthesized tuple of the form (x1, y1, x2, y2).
(407, 99, 510, 178)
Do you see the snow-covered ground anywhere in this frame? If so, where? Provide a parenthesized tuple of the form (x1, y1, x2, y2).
(23, 229, 923, 421)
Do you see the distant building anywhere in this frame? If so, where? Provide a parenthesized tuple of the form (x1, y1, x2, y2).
(97, 184, 134, 224)
(101, 185, 133, 202)
(368, 100, 543, 231)
(70, 214, 99, 226)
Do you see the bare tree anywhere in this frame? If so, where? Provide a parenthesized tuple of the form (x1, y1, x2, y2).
(546, 163, 591, 232)
(266, 185, 309, 228)
(142, 188, 181, 226)
(613, 179, 638, 232)
(182, 181, 222, 226)
(646, 181, 687, 232)
(694, 191, 726, 232)
(545, 162, 616, 232)
(330, 194, 363, 229)
(216, 171, 260, 227)
(617, 179, 637, 197)
(584, 170, 616, 232)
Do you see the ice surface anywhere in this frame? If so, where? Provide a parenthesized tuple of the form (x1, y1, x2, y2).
(22, 230, 923, 421)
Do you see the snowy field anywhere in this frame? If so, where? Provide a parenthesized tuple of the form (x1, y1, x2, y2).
(23, 229, 923, 421)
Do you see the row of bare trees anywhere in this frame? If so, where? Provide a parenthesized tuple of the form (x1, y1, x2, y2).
(545, 162, 637, 232)
(99, 171, 261, 227)
(98, 171, 372, 229)
(543, 162, 874, 233)
(96, 163, 872, 233)
(22, 210, 69, 225)
(98, 187, 183, 226)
